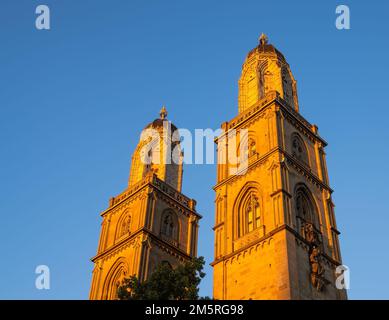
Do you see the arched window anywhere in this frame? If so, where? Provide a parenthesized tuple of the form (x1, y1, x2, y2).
(160, 210, 178, 243)
(295, 190, 314, 224)
(234, 183, 264, 240)
(291, 133, 308, 164)
(245, 193, 260, 233)
(248, 138, 257, 157)
(102, 258, 128, 300)
(117, 213, 131, 240)
(294, 186, 321, 245)
(237, 190, 261, 237)
(161, 214, 174, 237)
(237, 135, 257, 161)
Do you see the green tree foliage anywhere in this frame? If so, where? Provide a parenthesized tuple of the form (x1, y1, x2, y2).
(117, 256, 206, 300)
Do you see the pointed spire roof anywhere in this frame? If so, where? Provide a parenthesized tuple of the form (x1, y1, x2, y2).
(143, 105, 177, 132)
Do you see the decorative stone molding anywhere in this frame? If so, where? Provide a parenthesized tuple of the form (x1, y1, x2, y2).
(234, 225, 266, 250)
(152, 174, 196, 211)
(220, 236, 274, 266)
(226, 92, 279, 131)
(214, 149, 275, 188)
(285, 153, 332, 193)
(102, 174, 199, 221)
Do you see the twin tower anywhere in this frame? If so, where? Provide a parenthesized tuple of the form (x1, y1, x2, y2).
(89, 35, 347, 300)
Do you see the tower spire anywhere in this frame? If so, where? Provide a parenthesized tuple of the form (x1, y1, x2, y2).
(259, 33, 268, 45)
(160, 105, 168, 119)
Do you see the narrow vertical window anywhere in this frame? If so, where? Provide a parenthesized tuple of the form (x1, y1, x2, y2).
(249, 139, 257, 157)
(160, 210, 178, 244)
(245, 193, 260, 234)
(291, 133, 308, 165)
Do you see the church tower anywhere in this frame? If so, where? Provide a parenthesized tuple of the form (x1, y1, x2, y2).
(212, 35, 347, 300)
(89, 107, 201, 300)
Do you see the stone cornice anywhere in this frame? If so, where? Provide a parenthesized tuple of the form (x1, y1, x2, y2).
(214, 147, 333, 194)
(211, 224, 289, 266)
(100, 178, 150, 217)
(91, 228, 192, 263)
(331, 226, 341, 235)
(151, 176, 202, 219)
(148, 232, 192, 261)
(211, 224, 342, 267)
(277, 99, 327, 147)
(91, 228, 144, 262)
(212, 221, 224, 231)
(213, 147, 279, 190)
(215, 91, 327, 148)
(283, 151, 333, 193)
(270, 188, 292, 198)
(215, 92, 279, 143)
(100, 174, 201, 219)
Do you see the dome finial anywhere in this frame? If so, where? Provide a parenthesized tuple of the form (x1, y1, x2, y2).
(259, 33, 268, 46)
(160, 105, 168, 119)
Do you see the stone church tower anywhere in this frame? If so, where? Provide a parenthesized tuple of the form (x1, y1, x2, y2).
(212, 34, 347, 300)
(89, 107, 201, 300)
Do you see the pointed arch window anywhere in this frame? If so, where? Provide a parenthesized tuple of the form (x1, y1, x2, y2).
(160, 210, 178, 245)
(118, 214, 131, 239)
(291, 133, 308, 165)
(102, 258, 128, 300)
(235, 184, 265, 240)
(294, 186, 322, 245)
(295, 190, 314, 224)
(237, 136, 258, 162)
(245, 193, 260, 233)
(161, 214, 174, 238)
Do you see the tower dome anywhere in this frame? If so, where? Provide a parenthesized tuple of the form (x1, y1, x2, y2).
(128, 106, 183, 191)
(143, 106, 178, 133)
(246, 33, 287, 62)
(238, 34, 299, 113)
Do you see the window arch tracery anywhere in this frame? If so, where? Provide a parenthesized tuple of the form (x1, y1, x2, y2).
(116, 212, 132, 240)
(245, 193, 260, 233)
(294, 185, 321, 244)
(160, 210, 179, 244)
(236, 188, 262, 238)
(291, 133, 308, 165)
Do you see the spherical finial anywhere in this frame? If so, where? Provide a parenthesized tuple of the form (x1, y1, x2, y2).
(160, 105, 168, 119)
(259, 33, 268, 46)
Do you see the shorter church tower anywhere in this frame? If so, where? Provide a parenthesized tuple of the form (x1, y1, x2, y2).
(89, 107, 201, 300)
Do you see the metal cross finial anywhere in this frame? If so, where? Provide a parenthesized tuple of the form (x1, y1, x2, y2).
(259, 33, 268, 46)
(160, 105, 168, 119)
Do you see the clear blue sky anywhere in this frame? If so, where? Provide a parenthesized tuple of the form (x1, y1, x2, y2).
(1, 0, 388, 299)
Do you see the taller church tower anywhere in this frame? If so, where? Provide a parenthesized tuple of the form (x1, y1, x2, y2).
(90, 107, 201, 299)
(212, 35, 347, 300)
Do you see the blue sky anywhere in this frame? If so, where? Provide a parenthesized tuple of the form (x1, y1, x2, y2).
(1, 0, 388, 299)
